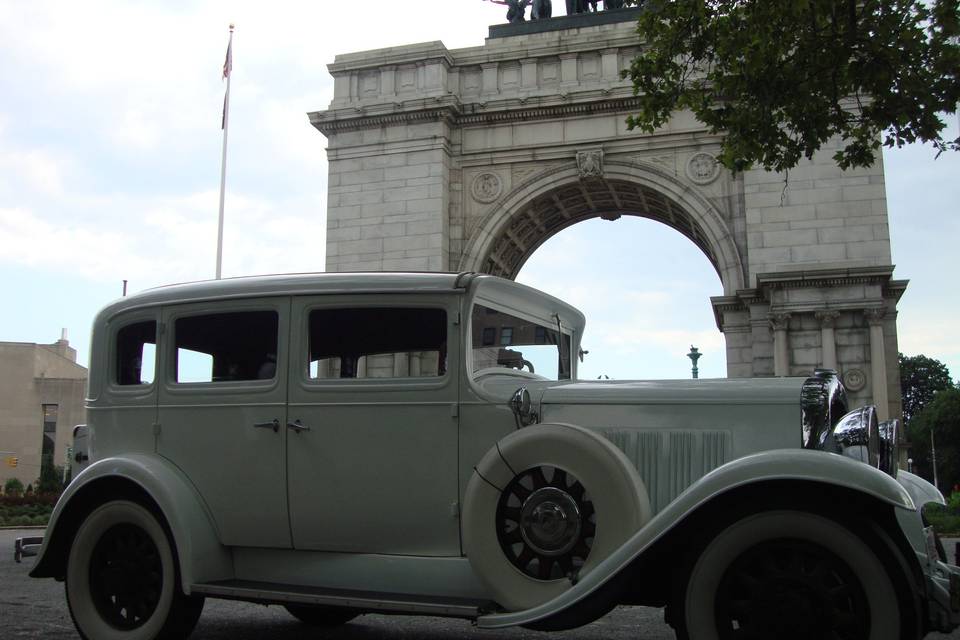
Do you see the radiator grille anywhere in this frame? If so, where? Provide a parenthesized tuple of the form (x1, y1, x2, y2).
(600, 429, 731, 513)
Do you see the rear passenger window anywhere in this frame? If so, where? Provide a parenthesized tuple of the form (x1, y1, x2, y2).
(307, 308, 446, 379)
(116, 321, 156, 385)
(174, 311, 278, 383)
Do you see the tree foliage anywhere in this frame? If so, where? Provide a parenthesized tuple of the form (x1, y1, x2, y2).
(3, 478, 24, 497)
(907, 387, 960, 491)
(624, 0, 960, 172)
(899, 352, 954, 427)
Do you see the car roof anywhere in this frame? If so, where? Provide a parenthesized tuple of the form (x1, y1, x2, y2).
(96, 272, 479, 318)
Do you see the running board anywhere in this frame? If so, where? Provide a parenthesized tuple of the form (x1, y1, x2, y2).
(191, 579, 493, 618)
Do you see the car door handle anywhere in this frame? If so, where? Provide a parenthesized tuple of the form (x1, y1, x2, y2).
(253, 419, 279, 433)
(287, 420, 311, 433)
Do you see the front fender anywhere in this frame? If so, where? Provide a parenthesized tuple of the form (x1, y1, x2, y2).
(30, 454, 233, 592)
(478, 448, 914, 628)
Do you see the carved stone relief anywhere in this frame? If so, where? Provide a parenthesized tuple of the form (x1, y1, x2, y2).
(471, 172, 504, 203)
(577, 149, 604, 179)
(686, 152, 720, 185)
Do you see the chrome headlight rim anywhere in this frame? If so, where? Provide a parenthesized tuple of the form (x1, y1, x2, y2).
(878, 418, 900, 478)
(801, 368, 848, 449)
(826, 405, 881, 470)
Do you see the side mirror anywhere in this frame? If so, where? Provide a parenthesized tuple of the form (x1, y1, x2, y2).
(509, 387, 538, 427)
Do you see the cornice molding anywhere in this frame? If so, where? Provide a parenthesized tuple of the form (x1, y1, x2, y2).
(311, 95, 647, 136)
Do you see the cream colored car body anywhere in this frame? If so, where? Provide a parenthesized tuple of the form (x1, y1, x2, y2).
(27, 272, 960, 636)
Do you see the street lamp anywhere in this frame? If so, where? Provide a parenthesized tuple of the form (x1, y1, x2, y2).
(687, 346, 702, 379)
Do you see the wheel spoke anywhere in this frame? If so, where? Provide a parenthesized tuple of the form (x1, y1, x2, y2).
(537, 556, 555, 580)
(530, 466, 549, 489)
(551, 468, 568, 489)
(568, 481, 585, 501)
(501, 506, 522, 523)
(501, 527, 523, 544)
(511, 482, 531, 501)
(516, 546, 535, 569)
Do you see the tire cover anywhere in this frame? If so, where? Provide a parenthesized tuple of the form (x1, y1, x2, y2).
(462, 422, 651, 611)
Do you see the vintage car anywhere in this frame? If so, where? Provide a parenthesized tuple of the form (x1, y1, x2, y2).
(22, 272, 960, 640)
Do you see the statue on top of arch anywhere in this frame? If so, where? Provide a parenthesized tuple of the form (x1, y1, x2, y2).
(486, 0, 635, 24)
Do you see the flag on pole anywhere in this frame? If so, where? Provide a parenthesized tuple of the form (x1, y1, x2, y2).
(221, 26, 233, 129)
(222, 35, 233, 80)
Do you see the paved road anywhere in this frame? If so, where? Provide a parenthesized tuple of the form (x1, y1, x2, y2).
(2, 528, 958, 640)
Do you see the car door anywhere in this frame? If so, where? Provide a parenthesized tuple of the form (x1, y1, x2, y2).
(286, 294, 461, 556)
(157, 297, 291, 548)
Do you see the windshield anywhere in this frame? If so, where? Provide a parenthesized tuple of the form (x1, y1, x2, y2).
(470, 303, 571, 380)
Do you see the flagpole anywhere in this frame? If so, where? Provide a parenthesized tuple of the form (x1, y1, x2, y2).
(216, 24, 234, 280)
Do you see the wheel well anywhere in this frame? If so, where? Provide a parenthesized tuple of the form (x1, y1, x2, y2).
(620, 480, 922, 636)
(31, 477, 168, 580)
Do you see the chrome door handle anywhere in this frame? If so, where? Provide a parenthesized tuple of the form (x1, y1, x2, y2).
(287, 420, 311, 433)
(254, 419, 279, 433)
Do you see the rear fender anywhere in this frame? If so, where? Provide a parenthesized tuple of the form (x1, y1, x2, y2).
(478, 448, 914, 628)
(30, 454, 233, 592)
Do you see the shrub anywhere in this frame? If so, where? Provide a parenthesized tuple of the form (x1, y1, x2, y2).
(3, 478, 24, 497)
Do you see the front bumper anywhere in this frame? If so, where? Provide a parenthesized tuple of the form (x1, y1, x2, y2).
(925, 555, 960, 632)
(14, 536, 43, 563)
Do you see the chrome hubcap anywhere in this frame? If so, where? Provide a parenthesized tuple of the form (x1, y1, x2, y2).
(495, 465, 595, 581)
(519, 487, 581, 556)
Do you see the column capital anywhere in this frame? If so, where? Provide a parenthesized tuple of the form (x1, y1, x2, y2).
(864, 307, 886, 326)
(768, 312, 791, 332)
(814, 310, 841, 328)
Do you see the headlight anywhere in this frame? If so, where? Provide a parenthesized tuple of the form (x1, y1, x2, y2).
(824, 405, 881, 470)
(800, 368, 848, 449)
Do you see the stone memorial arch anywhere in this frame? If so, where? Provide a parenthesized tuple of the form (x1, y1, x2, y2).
(311, 9, 907, 419)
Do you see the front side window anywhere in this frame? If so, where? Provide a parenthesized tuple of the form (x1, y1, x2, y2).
(116, 320, 156, 385)
(471, 304, 571, 380)
(174, 311, 278, 383)
(307, 308, 446, 379)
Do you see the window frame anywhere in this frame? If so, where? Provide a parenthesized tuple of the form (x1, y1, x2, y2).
(466, 299, 574, 382)
(162, 298, 287, 395)
(106, 310, 161, 397)
(293, 296, 456, 393)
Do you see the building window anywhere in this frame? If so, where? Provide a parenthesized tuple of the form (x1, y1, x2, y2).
(500, 327, 514, 346)
(481, 327, 496, 346)
(41, 404, 57, 470)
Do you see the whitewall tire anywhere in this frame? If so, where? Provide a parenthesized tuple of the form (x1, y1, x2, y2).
(680, 510, 901, 640)
(66, 500, 204, 640)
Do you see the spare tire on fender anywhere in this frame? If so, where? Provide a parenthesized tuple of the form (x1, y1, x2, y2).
(462, 422, 651, 611)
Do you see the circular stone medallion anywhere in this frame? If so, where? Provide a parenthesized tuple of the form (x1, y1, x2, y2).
(843, 368, 867, 392)
(686, 152, 720, 185)
(471, 172, 503, 203)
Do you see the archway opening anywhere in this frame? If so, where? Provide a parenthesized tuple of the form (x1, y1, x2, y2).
(480, 178, 726, 285)
(515, 216, 726, 380)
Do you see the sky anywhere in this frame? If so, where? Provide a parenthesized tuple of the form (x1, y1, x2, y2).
(0, 0, 957, 383)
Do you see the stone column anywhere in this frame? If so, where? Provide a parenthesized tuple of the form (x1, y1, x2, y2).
(769, 313, 791, 377)
(814, 310, 840, 371)
(865, 308, 889, 420)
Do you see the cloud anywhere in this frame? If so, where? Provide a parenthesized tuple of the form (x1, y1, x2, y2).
(0, 146, 67, 196)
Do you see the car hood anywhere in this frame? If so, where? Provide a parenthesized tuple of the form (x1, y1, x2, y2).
(539, 377, 805, 406)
